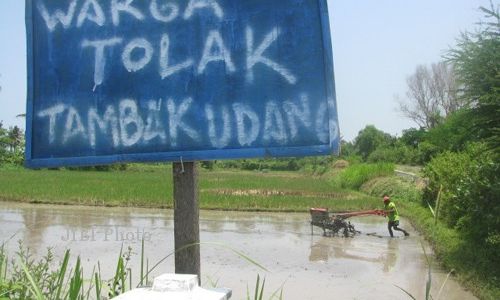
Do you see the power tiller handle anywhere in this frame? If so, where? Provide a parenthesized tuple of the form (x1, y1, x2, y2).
(332, 210, 386, 219)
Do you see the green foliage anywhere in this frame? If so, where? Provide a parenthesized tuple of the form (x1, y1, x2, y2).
(453, 155, 499, 260)
(0, 124, 25, 167)
(367, 144, 420, 165)
(422, 143, 500, 292)
(215, 157, 333, 174)
(353, 125, 394, 160)
(339, 139, 355, 157)
(424, 109, 476, 154)
(447, 2, 500, 151)
(361, 176, 423, 203)
(416, 141, 440, 164)
(400, 128, 426, 148)
(200, 160, 215, 170)
(0, 244, 92, 300)
(335, 163, 394, 190)
(0, 243, 141, 300)
(423, 143, 487, 226)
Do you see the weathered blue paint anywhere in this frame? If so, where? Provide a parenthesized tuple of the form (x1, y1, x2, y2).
(25, 0, 340, 168)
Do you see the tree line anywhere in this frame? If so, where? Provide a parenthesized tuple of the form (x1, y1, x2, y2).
(0, 122, 24, 165)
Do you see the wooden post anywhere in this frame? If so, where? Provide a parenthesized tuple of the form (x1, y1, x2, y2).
(173, 161, 200, 281)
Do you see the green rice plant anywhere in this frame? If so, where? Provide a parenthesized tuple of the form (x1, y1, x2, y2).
(0, 168, 370, 211)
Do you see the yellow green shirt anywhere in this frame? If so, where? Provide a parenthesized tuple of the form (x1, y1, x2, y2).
(384, 202, 400, 222)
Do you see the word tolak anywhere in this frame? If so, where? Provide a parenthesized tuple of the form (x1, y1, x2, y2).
(36, 0, 297, 90)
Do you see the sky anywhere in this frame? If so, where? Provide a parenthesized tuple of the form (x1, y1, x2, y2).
(0, 0, 493, 141)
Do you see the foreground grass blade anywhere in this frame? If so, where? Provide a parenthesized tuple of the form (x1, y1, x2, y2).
(111, 246, 125, 296)
(436, 269, 454, 300)
(259, 277, 266, 300)
(69, 257, 83, 300)
(55, 250, 70, 300)
(426, 265, 432, 300)
(140, 238, 145, 287)
(20, 259, 45, 300)
(394, 285, 417, 300)
(254, 275, 260, 300)
(426, 200, 435, 218)
(84, 267, 96, 300)
(269, 280, 287, 300)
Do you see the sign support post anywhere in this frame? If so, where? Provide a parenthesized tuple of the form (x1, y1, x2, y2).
(173, 161, 201, 281)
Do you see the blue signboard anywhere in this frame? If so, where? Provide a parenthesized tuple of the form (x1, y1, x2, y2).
(25, 0, 339, 168)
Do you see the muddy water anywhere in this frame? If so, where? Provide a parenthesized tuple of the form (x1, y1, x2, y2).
(0, 202, 476, 300)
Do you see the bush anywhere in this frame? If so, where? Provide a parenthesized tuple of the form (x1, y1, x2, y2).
(200, 161, 215, 170)
(453, 155, 499, 260)
(336, 163, 394, 190)
(367, 144, 420, 165)
(423, 142, 499, 280)
(417, 141, 440, 164)
(361, 176, 423, 203)
(423, 143, 487, 226)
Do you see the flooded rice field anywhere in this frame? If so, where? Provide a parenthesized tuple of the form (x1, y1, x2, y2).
(0, 202, 476, 299)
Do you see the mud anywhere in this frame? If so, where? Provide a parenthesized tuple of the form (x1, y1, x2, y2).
(0, 202, 476, 300)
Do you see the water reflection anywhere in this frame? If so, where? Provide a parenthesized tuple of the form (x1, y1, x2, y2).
(382, 238, 399, 273)
(21, 208, 51, 252)
(309, 236, 400, 272)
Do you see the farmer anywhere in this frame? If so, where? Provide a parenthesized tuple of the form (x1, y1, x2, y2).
(383, 195, 410, 237)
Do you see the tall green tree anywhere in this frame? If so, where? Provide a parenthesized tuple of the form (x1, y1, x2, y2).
(0, 122, 8, 163)
(8, 126, 23, 152)
(353, 125, 393, 160)
(447, 1, 500, 152)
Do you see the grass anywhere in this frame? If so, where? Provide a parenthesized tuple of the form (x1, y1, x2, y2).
(1, 240, 281, 300)
(360, 176, 423, 203)
(0, 165, 379, 212)
(333, 163, 394, 190)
